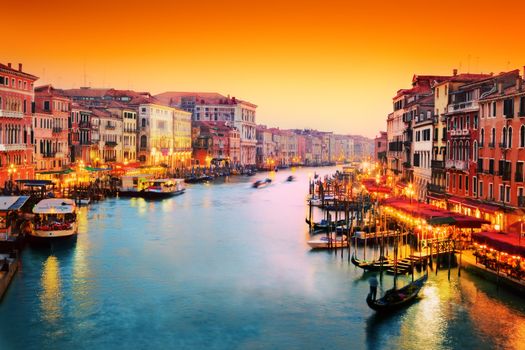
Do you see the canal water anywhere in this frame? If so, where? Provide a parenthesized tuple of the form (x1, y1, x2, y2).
(1, 167, 525, 350)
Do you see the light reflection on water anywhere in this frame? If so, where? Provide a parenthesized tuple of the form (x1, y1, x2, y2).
(0, 167, 524, 350)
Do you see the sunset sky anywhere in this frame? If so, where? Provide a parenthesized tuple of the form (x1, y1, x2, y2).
(5, 0, 525, 138)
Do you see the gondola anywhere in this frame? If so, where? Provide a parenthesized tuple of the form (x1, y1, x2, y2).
(305, 218, 346, 231)
(366, 274, 428, 312)
(351, 254, 392, 271)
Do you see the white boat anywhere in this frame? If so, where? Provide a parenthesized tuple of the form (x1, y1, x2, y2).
(118, 174, 154, 197)
(30, 199, 78, 240)
(307, 234, 348, 249)
(142, 179, 185, 199)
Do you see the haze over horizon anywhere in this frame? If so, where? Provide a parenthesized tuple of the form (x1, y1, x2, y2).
(5, 0, 525, 138)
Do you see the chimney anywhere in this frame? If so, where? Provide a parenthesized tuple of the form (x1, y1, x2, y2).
(498, 81, 504, 94)
(7, 63, 11, 68)
(18, 63, 22, 72)
(517, 76, 523, 92)
(453, 69, 458, 76)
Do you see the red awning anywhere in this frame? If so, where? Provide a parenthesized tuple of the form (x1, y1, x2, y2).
(473, 230, 525, 255)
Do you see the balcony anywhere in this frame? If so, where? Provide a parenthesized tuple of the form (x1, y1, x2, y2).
(105, 125, 116, 130)
(446, 159, 468, 171)
(124, 128, 139, 133)
(52, 127, 63, 134)
(447, 101, 479, 113)
(0, 110, 24, 118)
(431, 160, 445, 169)
(0, 144, 29, 151)
(79, 121, 91, 128)
(42, 153, 56, 158)
(427, 183, 445, 194)
(105, 141, 118, 147)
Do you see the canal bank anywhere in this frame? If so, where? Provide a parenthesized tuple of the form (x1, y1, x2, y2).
(0, 167, 524, 350)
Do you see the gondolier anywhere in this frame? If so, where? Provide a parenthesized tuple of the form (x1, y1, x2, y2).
(369, 276, 379, 300)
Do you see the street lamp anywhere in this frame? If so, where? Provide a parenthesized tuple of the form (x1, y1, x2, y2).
(7, 164, 16, 181)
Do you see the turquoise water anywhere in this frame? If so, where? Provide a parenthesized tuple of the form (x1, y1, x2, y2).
(0, 167, 524, 349)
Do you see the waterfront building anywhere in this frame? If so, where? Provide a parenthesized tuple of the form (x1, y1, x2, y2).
(155, 92, 257, 166)
(34, 85, 70, 172)
(478, 69, 525, 231)
(172, 108, 192, 170)
(304, 134, 322, 166)
(256, 125, 278, 169)
(429, 71, 492, 205)
(387, 75, 450, 191)
(106, 102, 138, 162)
(70, 103, 92, 164)
(90, 108, 123, 164)
(374, 131, 387, 168)
(0, 63, 37, 182)
(192, 121, 236, 167)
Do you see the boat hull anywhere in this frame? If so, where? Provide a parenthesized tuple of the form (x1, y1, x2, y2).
(29, 223, 78, 240)
(366, 274, 428, 312)
(142, 189, 185, 199)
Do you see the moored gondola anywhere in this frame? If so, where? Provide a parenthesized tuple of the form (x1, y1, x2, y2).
(366, 274, 428, 313)
(351, 254, 392, 271)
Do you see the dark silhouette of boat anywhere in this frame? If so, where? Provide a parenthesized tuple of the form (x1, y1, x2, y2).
(366, 274, 427, 312)
(351, 254, 393, 271)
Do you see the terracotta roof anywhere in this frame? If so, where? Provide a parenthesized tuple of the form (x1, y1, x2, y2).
(0, 63, 38, 80)
(155, 91, 257, 108)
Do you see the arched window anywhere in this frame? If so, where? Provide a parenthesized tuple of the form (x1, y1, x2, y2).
(502, 126, 507, 148)
(140, 135, 147, 148)
(491, 128, 496, 146)
(508, 126, 513, 148)
(459, 141, 463, 161)
(520, 124, 525, 147)
(473, 140, 478, 161)
(465, 141, 470, 162)
(446, 141, 450, 159)
(480, 128, 485, 146)
(452, 141, 456, 160)
(141, 118, 146, 128)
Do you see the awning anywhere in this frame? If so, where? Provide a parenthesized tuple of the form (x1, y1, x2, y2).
(0, 196, 30, 211)
(15, 180, 54, 187)
(84, 166, 110, 172)
(473, 231, 525, 256)
(36, 169, 74, 175)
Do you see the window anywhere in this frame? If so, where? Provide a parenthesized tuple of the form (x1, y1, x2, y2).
(508, 126, 513, 148)
(499, 184, 504, 202)
(473, 140, 478, 161)
(491, 128, 496, 146)
(492, 102, 497, 117)
(504, 98, 514, 118)
(473, 176, 478, 195)
(44, 101, 50, 111)
(521, 125, 525, 147)
(489, 183, 494, 199)
(520, 97, 525, 116)
(479, 181, 484, 197)
(489, 159, 494, 175)
(517, 161, 524, 182)
(518, 187, 524, 206)
(458, 175, 463, 190)
(465, 175, 469, 192)
(506, 185, 511, 203)
(141, 118, 146, 127)
(480, 128, 485, 146)
(473, 114, 478, 129)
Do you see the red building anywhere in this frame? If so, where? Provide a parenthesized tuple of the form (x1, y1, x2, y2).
(192, 121, 237, 167)
(478, 69, 525, 231)
(34, 85, 71, 172)
(374, 131, 387, 166)
(0, 63, 38, 183)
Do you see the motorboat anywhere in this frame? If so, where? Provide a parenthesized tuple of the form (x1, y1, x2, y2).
(118, 174, 154, 197)
(286, 175, 295, 182)
(142, 179, 185, 199)
(30, 198, 78, 240)
(253, 178, 272, 189)
(307, 234, 348, 249)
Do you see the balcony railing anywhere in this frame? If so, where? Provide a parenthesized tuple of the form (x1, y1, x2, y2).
(105, 141, 118, 147)
(79, 122, 91, 128)
(427, 183, 445, 194)
(52, 127, 63, 133)
(446, 159, 468, 170)
(0, 110, 24, 118)
(447, 101, 479, 113)
(0, 144, 29, 151)
(431, 160, 445, 169)
(124, 128, 139, 133)
(105, 125, 116, 130)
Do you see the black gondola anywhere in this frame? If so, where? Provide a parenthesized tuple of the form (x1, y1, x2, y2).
(366, 274, 428, 312)
(305, 218, 346, 231)
(351, 254, 392, 271)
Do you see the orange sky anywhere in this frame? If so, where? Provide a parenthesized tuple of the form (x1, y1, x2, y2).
(5, 0, 525, 138)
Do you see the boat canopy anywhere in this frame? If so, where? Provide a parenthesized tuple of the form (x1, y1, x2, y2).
(33, 199, 76, 214)
(0, 196, 30, 211)
(15, 179, 54, 187)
